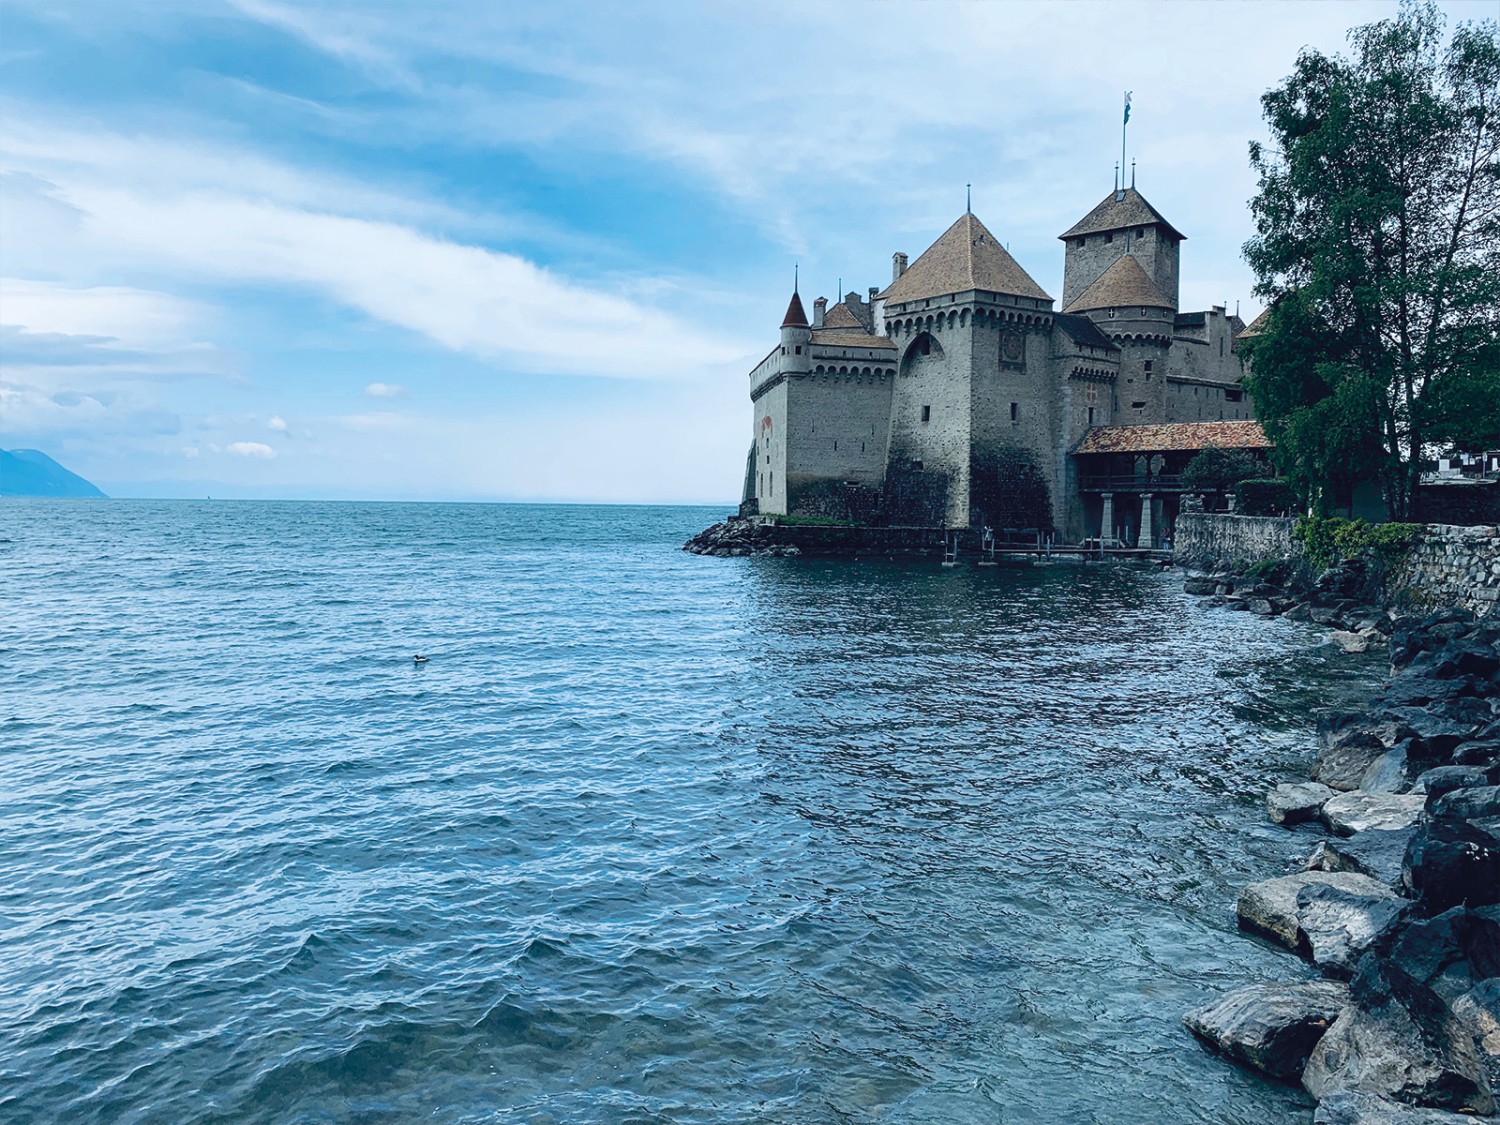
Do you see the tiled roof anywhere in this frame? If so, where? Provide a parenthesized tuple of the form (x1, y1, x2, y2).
(1237, 307, 1272, 339)
(1064, 255, 1174, 313)
(1053, 312, 1118, 351)
(1074, 420, 1271, 455)
(879, 212, 1051, 304)
(781, 291, 809, 328)
(1174, 311, 1207, 329)
(822, 302, 864, 330)
(1059, 187, 1186, 241)
(810, 329, 896, 350)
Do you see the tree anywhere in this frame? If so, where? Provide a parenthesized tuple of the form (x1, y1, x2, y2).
(1181, 444, 1263, 493)
(1242, 1, 1500, 518)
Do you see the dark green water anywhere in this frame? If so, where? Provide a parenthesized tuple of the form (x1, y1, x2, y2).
(0, 500, 1385, 1123)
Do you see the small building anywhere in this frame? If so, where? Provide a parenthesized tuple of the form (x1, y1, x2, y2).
(1073, 420, 1273, 547)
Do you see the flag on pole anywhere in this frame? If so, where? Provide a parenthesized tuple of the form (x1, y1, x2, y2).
(1124, 91, 1132, 124)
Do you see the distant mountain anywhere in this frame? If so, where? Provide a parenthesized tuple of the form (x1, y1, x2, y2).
(0, 449, 108, 498)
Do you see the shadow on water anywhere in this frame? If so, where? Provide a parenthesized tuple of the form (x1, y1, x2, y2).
(0, 502, 1387, 1125)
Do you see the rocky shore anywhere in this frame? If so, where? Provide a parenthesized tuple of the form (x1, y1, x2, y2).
(1181, 563, 1499, 1121)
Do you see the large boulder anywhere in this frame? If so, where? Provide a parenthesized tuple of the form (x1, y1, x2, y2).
(1183, 980, 1350, 1079)
(1429, 785, 1500, 821)
(1239, 871, 1397, 953)
(1269, 781, 1339, 825)
(1417, 766, 1493, 803)
(1306, 828, 1417, 890)
(1335, 629, 1385, 655)
(1297, 881, 1409, 978)
(1314, 1090, 1483, 1123)
(1362, 745, 1417, 794)
(1403, 817, 1500, 911)
(1302, 1000, 1493, 1113)
(1321, 731, 1402, 792)
(1323, 791, 1427, 836)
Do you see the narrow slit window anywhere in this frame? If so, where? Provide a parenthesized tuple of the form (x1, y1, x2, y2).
(1010, 402, 1019, 422)
(920, 405, 931, 422)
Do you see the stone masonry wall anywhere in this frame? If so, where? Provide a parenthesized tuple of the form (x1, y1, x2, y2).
(1174, 513, 1500, 617)
(1389, 523, 1500, 617)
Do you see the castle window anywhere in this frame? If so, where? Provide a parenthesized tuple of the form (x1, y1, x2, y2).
(1131, 400, 1146, 409)
(921, 405, 931, 422)
(1104, 233, 1113, 244)
(1135, 228, 1145, 239)
(1088, 406, 1096, 425)
(1010, 402, 1019, 422)
(834, 440, 838, 451)
(1107, 309, 1116, 319)
(795, 346, 802, 355)
(912, 460, 923, 470)
(1226, 389, 1243, 402)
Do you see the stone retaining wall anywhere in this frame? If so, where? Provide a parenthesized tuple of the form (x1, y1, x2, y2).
(1173, 513, 1303, 572)
(1174, 514, 1500, 617)
(1390, 523, 1500, 617)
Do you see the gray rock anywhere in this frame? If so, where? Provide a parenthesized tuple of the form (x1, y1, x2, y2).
(1284, 602, 1314, 622)
(1430, 785, 1500, 821)
(1320, 731, 1397, 792)
(1451, 979, 1500, 1097)
(1314, 1091, 1481, 1123)
(1362, 746, 1414, 794)
(1322, 791, 1427, 836)
(1415, 766, 1490, 801)
(1296, 881, 1407, 977)
(1183, 980, 1351, 1079)
(1303, 1002, 1494, 1114)
(1304, 829, 1415, 889)
(1238, 871, 1395, 953)
(1269, 781, 1338, 825)
(1334, 629, 1384, 654)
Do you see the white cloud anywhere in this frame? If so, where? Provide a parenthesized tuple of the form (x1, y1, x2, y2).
(268, 415, 288, 431)
(364, 382, 403, 398)
(227, 441, 276, 458)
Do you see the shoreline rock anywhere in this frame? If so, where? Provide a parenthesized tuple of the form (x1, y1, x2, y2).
(1186, 600, 1500, 1120)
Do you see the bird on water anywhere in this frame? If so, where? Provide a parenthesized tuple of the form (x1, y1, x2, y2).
(413, 654, 429, 665)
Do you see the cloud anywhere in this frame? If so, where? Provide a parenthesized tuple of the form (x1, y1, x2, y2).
(227, 441, 276, 458)
(364, 382, 403, 398)
(1, 124, 756, 380)
(267, 415, 288, 431)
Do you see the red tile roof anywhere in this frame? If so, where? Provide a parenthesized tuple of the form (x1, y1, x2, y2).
(1074, 420, 1270, 454)
(781, 291, 809, 328)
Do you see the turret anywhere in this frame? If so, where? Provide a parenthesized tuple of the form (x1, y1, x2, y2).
(779, 289, 811, 373)
(1059, 186, 1184, 311)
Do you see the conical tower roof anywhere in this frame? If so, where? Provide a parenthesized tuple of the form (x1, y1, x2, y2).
(1064, 254, 1174, 313)
(781, 290, 809, 328)
(1059, 187, 1185, 242)
(880, 212, 1050, 304)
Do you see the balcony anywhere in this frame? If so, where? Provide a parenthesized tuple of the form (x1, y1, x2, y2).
(1078, 473, 1188, 493)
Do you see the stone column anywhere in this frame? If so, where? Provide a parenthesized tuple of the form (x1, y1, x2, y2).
(1100, 492, 1114, 544)
(1139, 493, 1155, 549)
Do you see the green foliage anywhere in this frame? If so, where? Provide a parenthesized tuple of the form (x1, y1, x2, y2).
(1245, 557, 1292, 584)
(1235, 478, 1299, 516)
(1182, 444, 1264, 492)
(771, 514, 856, 527)
(1293, 515, 1422, 572)
(1243, 1, 1500, 518)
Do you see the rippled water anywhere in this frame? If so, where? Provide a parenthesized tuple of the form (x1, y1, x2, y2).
(0, 500, 1387, 1124)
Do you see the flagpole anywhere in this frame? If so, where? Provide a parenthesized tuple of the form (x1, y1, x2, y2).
(1120, 94, 1128, 193)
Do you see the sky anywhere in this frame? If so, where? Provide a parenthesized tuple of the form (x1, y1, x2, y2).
(0, 0, 1492, 503)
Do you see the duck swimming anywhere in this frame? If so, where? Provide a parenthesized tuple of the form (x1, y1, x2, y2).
(412, 654, 429, 665)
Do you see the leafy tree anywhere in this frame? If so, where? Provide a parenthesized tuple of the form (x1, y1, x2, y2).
(1181, 444, 1263, 493)
(1242, 1, 1500, 518)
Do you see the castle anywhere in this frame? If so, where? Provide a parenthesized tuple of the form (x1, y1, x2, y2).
(742, 184, 1266, 547)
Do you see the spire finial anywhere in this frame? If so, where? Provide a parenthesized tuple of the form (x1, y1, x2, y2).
(794, 262, 799, 294)
(966, 183, 971, 213)
(1114, 162, 1120, 191)
(1131, 159, 1136, 189)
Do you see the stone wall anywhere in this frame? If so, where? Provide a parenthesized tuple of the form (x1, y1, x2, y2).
(1173, 512, 1303, 572)
(1174, 513, 1500, 617)
(1390, 523, 1500, 617)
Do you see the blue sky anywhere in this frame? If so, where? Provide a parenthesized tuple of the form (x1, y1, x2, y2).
(1, 0, 1491, 502)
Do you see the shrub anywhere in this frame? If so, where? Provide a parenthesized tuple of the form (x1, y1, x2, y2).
(1235, 478, 1298, 516)
(1182, 444, 1264, 493)
(1293, 515, 1421, 573)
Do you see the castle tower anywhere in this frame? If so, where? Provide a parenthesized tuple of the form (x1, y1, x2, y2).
(1058, 187, 1184, 311)
(780, 289, 811, 366)
(1063, 255, 1174, 423)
